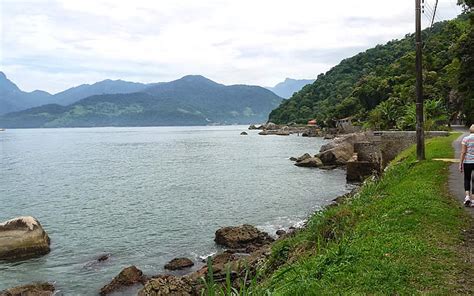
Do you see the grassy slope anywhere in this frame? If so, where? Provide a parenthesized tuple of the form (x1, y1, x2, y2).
(259, 134, 473, 295)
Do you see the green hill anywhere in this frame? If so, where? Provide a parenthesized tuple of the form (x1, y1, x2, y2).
(268, 15, 471, 129)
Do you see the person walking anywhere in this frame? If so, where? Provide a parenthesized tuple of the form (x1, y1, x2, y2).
(459, 124, 474, 207)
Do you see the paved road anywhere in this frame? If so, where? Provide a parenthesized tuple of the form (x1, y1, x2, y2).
(448, 126, 474, 216)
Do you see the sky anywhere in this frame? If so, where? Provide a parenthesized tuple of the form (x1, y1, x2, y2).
(0, 0, 463, 94)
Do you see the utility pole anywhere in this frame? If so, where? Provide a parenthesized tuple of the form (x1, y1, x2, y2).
(415, 0, 425, 160)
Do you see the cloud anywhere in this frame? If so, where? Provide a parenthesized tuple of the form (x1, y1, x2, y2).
(0, 0, 462, 93)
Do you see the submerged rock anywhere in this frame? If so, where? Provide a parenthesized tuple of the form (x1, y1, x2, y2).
(214, 224, 274, 249)
(294, 157, 323, 168)
(0, 216, 51, 261)
(138, 275, 193, 296)
(164, 257, 194, 270)
(97, 254, 110, 262)
(100, 265, 145, 295)
(0, 282, 55, 296)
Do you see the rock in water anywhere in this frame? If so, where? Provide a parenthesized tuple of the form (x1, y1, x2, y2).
(240, 131, 248, 136)
(164, 258, 194, 270)
(214, 224, 274, 249)
(138, 275, 193, 296)
(318, 142, 354, 165)
(276, 229, 286, 236)
(264, 122, 279, 130)
(294, 157, 323, 168)
(0, 282, 55, 296)
(0, 216, 51, 260)
(100, 266, 145, 295)
(295, 153, 312, 163)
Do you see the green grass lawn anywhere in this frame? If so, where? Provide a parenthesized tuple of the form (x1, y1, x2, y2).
(258, 133, 473, 295)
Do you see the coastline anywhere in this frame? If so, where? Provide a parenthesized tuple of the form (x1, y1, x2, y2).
(0, 127, 349, 294)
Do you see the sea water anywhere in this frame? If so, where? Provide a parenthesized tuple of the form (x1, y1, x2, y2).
(0, 126, 350, 295)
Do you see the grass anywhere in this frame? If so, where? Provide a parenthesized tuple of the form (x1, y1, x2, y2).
(254, 133, 473, 295)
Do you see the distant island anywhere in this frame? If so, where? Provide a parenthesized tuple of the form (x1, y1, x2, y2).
(0, 75, 282, 128)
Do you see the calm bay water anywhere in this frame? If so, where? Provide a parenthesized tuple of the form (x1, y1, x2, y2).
(0, 126, 349, 295)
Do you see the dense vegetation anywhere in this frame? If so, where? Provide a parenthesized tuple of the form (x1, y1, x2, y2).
(269, 13, 474, 128)
(253, 134, 472, 294)
(0, 76, 282, 128)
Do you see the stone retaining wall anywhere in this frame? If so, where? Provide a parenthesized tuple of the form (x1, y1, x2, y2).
(376, 131, 449, 166)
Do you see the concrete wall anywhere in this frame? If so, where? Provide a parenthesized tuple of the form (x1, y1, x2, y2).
(375, 131, 449, 166)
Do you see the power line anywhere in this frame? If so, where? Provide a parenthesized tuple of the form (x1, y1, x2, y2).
(431, 0, 439, 26)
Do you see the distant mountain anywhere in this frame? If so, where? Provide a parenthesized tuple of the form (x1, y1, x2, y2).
(266, 78, 315, 99)
(0, 72, 153, 114)
(52, 79, 150, 106)
(0, 75, 283, 128)
(0, 72, 53, 114)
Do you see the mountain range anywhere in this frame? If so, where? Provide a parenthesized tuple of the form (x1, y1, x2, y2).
(0, 74, 283, 128)
(266, 78, 315, 99)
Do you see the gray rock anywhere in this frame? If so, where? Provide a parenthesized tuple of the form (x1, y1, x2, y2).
(138, 275, 193, 296)
(276, 229, 286, 236)
(240, 131, 248, 136)
(164, 257, 194, 270)
(100, 266, 145, 295)
(0, 282, 54, 296)
(214, 224, 274, 249)
(318, 142, 354, 165)
(0, 216, 51, 261)
(294, 157, 323, 168)
(295, 153, 312, 163)
(264, 122, 279, 130)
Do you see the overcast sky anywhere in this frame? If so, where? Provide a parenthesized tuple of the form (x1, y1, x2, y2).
(0, 0, 462, 94)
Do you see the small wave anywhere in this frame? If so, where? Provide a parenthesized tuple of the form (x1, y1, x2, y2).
(191, 251, 217, 262)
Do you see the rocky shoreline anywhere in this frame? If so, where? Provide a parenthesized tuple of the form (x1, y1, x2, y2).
(1, 131, 367, 295)
(0, 185, 356, 296)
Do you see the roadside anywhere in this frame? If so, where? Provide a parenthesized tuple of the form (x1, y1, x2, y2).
(448, 127, 474, 292)
(255, 134, 474, 295)
(449, 126, 474, 216)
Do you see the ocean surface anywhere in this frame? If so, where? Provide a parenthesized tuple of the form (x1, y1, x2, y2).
(0, 126, 350, 295)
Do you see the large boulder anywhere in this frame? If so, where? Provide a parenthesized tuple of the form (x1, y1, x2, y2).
(294, 157, 323, 168)
(0, 216, 50, 260)
(164, 257, 194, 270)
(0, 282, 54, 296)
(138, 275, 193, 296)
(319, 133, 368, 153)
(318, 142, 354, 165)
(214, 224, 274, 249)
(100, 266, 145, 295)
(264, 122, 279, 130)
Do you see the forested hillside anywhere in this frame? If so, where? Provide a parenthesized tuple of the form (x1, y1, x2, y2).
(0, 75, 282, 128)
(269, 13, 473, 129)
